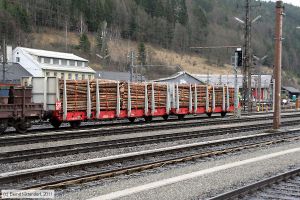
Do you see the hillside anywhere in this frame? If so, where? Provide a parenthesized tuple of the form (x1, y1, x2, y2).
(1, 0, 300, 85)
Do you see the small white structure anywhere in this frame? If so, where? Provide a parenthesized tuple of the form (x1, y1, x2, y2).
(13, 47, 95, 80)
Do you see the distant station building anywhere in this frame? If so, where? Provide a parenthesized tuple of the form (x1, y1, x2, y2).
(12, 47, 95, 80)
(282, 86, 300, 100)
(96, 71, 146, 82)
(194, 74, 273, 101)
(154, 71, 204, 84)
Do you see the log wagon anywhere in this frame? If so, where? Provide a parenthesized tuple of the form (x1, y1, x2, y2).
(0, 84, 43, 134)
(28, 77, 235, 129)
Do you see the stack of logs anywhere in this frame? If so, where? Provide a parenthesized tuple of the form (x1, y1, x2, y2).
(227, 86, 235, 104)
(214, 85, 235, 107)
(177, 84, 191, 107)
(148, 83, 168, 108)
(122, 82, 146, 110)
(59, 80, 89, 111)
(193, 85, 208, 107)
(93, 80, 119, 110)
(214, 86, 225, 106)
(60, 79, 235, 112)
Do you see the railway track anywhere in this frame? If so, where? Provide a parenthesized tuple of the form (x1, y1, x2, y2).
(0, 129, 299, 190)
(1, 112, 300, 146)
(210, 167, 300, 200)
(3, 110, 300, 136)
(0, 117, 300, 163)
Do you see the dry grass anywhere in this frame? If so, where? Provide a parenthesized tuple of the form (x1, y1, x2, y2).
(28, 30, 279, 79)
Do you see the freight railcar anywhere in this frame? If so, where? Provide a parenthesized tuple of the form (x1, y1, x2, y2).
(27, 77, 235, 129)
(0, 84, 43, 134)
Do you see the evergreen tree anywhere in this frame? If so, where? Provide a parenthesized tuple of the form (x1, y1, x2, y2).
(96, 21, 109, 58)
(138, 42, 146, 65)
(79, 33, 90, 53)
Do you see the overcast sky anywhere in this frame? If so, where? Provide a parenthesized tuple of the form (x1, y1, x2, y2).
(264, 0, 300, 7)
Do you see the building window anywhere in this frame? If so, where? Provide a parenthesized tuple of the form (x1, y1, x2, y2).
(68, 73, 72, 80)
(46, 72, 50, 77)
(61, 73, 64, 79)
(77, 61, 83, 67)
(83, 62, 87, 67)
(75, 74, 78, 80)
(44, 57, 51, 64)
(38, 57, 42, 63)
(61, 59, 67, 66)
(54, 72, 57, 77)
(16, 57, 20, 62)
(82, 74, 85, 80)
(88, 75, 91, 80)
(53, 58, 59, 65)
(69, 60, 75, 66)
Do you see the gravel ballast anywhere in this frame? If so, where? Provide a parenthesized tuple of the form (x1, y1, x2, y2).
(1, 124, 296, 173)
(58, 141, 300, 200)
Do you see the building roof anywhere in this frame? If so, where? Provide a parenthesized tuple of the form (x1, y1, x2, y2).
(14, 47, 95, 75)
(282, 86, 300, 94)
(0, 63, 32, 84)
(17, 47, 88, 61)
(194, 74, 272, 88)
(154, 71, 205, 84)
(96, 71, 146, 81)
(41, 63, 95, 73)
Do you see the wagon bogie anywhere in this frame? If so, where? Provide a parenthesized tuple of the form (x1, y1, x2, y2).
(0, 120, 8, 134)
(69, 120, 81, 129)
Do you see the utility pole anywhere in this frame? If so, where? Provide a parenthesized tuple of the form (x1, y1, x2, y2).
(235, 0, 261, 112)
(65, 20, 68, 52)
(2, 38, 7, 82)
(273, 1, 284, 129)
(128, 51, 135, 82)
(233, 51, 239, 116)
(243, 0, 251, 113)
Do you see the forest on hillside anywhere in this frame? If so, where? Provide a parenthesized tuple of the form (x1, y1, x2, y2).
(1, 0, 300, 78)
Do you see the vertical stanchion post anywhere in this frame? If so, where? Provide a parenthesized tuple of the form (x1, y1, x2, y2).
(127, 82, 131, 117)
(63, 77, 67, 120)
(194, 84, 198, 113)
(116, 81, 120, 117)
(144, 82, 148, 115)
(96, 79, 100, 119)
(86, 79, 91, 119)
(166, 83, 170, 114)
(189, 84, 192, 113)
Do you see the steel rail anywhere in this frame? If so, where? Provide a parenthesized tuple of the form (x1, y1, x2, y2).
(0, 130, 299, 190)
(4, 110, 299, 136)
(0, 118, 299, 163)
(209, 168, 300, 200)
(1, 112, 299, 147)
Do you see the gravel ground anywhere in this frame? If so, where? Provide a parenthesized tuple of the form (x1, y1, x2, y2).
(0, 121, 288, 173)
(58, 140, 300, 200)
(0, 123, 299, 174)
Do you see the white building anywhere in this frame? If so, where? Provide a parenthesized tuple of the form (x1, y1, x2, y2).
(12, 47, 95, 80)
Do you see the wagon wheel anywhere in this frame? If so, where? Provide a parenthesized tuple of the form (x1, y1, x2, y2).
(69, 121, 81, 129)
(178, 114, 185, 120)
(14, 122, 28, 134)
(50, 118, 62, 129)
(162, 115, 169, 121)
(144, 116, 153, 123)
(206, 113, 212, 118)
(221, 112, 227, 117)
(0, 120, 8, 135)
(128, 117, 136, 123)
